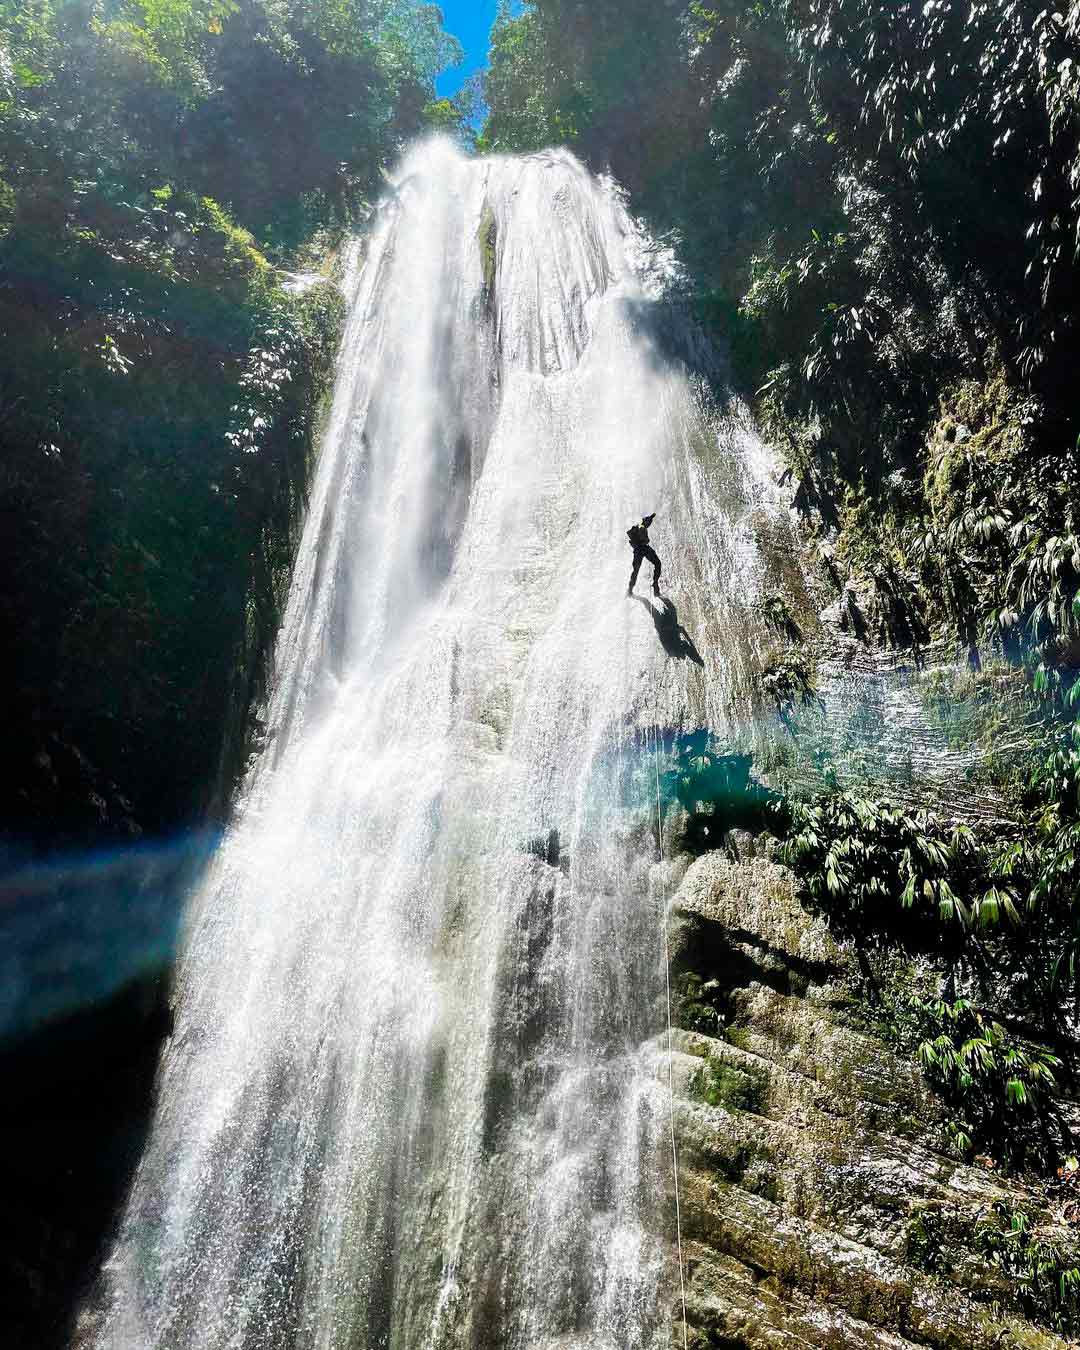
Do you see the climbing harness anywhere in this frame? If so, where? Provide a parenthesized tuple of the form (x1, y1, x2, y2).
(652, 716, 690, 1350)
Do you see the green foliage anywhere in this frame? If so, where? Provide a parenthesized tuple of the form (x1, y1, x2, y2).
(0, 0, 462, 253)
(790, 0, 1080, 380)
(722, 1024, 752, 1053)
(897, 1178, 1080, 1332)
(480, 6, 577, 154)
(781, 738, 1080, 1169)
(759, 656, 820, 723)
(677, 971, 725, 1037)
(905, 376, 1080, 673)
(481, 0, 716, 203)
(782, 739, 1080, 993)
(782, 793, 1019, 937)
(0, 0, 458, 846)
(477, 200, 497, 295)
(903, 1204, 971, 1279)
(914, 998, 1061, 1164)
(690, 1053, 768, 1114)
(978, 1199, 1080, 1336)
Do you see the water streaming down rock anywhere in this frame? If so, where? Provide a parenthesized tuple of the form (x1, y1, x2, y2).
(83, 140, 795, 1350)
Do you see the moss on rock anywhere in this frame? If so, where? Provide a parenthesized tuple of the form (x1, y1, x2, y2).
(478, 200, 498, 298)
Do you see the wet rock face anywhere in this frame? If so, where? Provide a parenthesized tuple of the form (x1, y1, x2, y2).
(667, 844, 1068, 1350)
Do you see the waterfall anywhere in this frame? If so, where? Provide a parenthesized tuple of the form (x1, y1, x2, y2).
(83, 140, 790, 1350)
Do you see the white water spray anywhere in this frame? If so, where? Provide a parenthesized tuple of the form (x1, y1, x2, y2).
(85, 140, 791, 1350)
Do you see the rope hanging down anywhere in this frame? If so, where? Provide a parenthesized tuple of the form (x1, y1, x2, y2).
(653, 717, 690, 1350)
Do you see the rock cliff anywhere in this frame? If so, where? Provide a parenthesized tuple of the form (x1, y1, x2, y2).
(667, 840, 1072, 1349)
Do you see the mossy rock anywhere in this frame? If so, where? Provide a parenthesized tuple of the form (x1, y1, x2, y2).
(691, 1055, 770, 1115)
(924, 369, 1035, 520)
(478, 200, 498, 296)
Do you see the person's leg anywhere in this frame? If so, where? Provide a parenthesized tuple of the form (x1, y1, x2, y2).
(628, 549, 644, 594)
(644, 545, 662, 593)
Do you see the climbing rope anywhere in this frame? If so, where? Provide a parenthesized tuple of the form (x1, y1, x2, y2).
(653, 716, 690, 1350)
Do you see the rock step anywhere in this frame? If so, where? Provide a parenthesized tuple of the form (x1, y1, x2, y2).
(679, 1242, 930, 1349)
(674, 1041, 1036, 1293)
(677, 1174, 1065, 1350)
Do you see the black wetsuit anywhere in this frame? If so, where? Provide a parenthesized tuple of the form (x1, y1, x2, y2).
(627, 514, 661, 594)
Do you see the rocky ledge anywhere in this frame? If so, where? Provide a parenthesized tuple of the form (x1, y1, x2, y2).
(666, 836, 1073, 1349)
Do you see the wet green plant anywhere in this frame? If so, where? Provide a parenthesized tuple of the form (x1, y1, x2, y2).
(903, 1204, 973, 1278)
(910, 390, 1080, 675)
(676, 971, 725, 1037)
(723, 1024, 753, 1053)
(778, 719, 1080, 1168)
(759, 656, 821, 723)
(757, 592, 802, 642)
(978, 1201, 1080, 1336)
(781, 793, 1018, 941)
(914, 998, 1062, 1165)
(690, 1055, 768, 1115)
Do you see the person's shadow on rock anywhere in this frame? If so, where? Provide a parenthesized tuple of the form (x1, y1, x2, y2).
(634, 595, 704, 666)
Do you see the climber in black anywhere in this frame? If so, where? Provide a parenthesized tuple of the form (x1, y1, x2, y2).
(626, 513, 662, 597)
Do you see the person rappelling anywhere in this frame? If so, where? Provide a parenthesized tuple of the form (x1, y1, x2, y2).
(626, 513, 662, 597)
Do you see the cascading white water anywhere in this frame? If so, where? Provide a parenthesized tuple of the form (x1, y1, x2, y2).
(83, 140, 792, 1350)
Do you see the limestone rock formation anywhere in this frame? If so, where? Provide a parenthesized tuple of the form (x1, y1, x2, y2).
(667, 845, 1070, 1349)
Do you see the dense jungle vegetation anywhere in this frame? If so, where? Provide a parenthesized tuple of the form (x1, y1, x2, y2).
(482, 0, 1080, 1305)
(0, 0, 465, 853)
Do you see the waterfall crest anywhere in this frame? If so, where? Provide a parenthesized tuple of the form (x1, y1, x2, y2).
(84, 140, 789, 1350)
